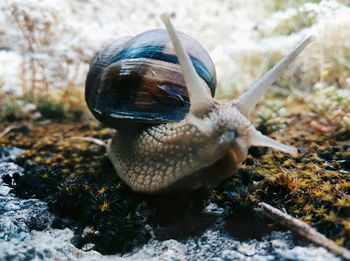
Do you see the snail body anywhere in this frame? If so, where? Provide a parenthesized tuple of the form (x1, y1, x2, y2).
(85, 14, 313, 193)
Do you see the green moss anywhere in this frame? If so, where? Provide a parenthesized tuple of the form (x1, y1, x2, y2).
(257, 101, 287, 134)
(267, 0, 321, 12)
(0, 121, 215, 253)
(37, 96, 67, 120)
(258, 4, 318, 37)
(0, 98, 22, 121)
(238, 111, 350, 247)
(1, 107, 350, 251)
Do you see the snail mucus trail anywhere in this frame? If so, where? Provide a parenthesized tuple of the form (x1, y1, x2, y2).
(85, 13, 314, 194)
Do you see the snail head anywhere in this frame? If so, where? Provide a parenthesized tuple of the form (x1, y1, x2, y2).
(161, 13, 315, 167)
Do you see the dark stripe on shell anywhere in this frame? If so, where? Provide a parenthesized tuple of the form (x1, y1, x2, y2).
(109, 45, 215, 94)
(93, 59, 190, 128)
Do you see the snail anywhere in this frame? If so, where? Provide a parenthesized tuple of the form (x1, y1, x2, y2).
(85, 14, 314, 194)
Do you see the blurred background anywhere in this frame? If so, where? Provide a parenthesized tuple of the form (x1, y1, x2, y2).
(1, 2, 350, 256)
(0, 0, 349, 127)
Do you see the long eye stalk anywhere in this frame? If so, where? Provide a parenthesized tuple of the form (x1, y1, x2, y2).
(161, 13, 214, 117)
(162, 13, 307, 156)
(237, 35, 315, 117)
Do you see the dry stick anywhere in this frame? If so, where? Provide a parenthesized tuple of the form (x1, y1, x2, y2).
(258, 202, 350, 260)
(144, 224, 156, 239)
(0, 125, 16, 138)
(0, 124, 30, 138)
(69, 136, 108, 149)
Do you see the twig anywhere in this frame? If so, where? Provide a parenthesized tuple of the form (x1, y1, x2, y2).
(69, 136, 108, 149)
(258, 202, 350, 260)
(0, 124, 30, 138)
(0, 125, 17, 138)
(144, 224, 156, 239)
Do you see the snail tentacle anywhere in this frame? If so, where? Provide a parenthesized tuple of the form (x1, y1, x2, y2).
(236, 35, 316, 117)
(161, 13, 214, 118)
(249, 129, 298, 156)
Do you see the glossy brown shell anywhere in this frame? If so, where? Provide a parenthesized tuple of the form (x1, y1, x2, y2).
(85, 29, 217, 129)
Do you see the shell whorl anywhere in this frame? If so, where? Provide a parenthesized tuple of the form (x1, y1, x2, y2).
(85, 29, 217, 129)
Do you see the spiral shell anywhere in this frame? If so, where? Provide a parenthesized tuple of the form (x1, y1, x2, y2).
(85, 29, 217, 129)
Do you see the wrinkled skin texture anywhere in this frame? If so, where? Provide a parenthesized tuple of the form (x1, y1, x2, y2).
(108, 102, 254, 193)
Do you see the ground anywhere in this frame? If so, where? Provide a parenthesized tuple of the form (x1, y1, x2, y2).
(0, 107, 349, 256)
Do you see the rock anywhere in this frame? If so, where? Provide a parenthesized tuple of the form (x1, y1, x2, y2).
(276, 245, 339, 261)
(82, 243, 96, 251)
(202, 203, 224, 215)
(0, 178, 107, 261)
(0, 147, 24, 196)
(0, 162, 24, 196)
(0, 196, 53, 238)
(0, 147, 342, 260)
(221, 249, 246, 260)
(123, 230, 341, 261)
(236, 242, 257, 256)
(0, 229, 105, 261)
(0, 147, 24, 163)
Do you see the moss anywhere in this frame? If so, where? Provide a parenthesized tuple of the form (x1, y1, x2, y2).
(255, 1, 321, 39)
(0, 120, 217, 254)
(257, 101, 287, 134)
(266, 0, 321, 12)
(37, 96, 67, 120)
(0, 121, 149, 253)
(0, 98, 23, 121)
(309, 86, 350, 136)
(1, 106, 350, 251)
(232, 109, 350, 246)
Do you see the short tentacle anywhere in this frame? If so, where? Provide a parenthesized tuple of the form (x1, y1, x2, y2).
(249, 129, 298, 156)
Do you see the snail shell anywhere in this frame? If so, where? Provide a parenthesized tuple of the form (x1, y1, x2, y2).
(85, 29, 216, 130)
